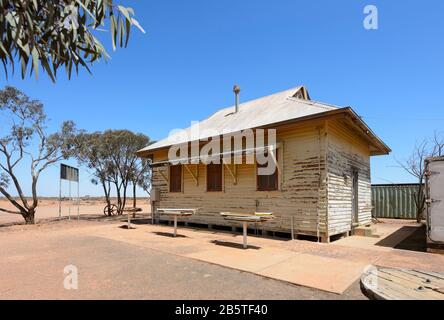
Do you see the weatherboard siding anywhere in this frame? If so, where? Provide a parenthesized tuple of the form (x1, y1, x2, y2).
(150, 120, 372, 238)
(151, 125, 329, 237)
(326, 121, 372, 236)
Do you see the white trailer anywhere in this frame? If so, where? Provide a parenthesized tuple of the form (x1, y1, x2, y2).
(425, 156, 444, 253)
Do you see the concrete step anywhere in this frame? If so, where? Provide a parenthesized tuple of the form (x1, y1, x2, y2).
(352, 225, 381, 238)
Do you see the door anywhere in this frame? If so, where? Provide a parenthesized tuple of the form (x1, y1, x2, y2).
(352, 171, 359, 225)
(426, 159, 444, 242)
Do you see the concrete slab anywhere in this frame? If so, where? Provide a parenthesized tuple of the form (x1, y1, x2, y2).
(184, 247, 297, 273)
(258, 254, 367, 294)
(334, 221, 421, 251)
(18, 219, 442, 296)
(88, 223, 372, 294)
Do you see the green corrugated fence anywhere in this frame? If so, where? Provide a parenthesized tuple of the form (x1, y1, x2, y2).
(371, 184, 421, 219)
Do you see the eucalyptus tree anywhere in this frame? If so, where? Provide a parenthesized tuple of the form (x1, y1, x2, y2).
(72, 129, 151, 215)
(129, 157, 152, 208)
(127, 138, 152, 208)
(101, 129, 151, 213)
(72, 131, 115, 215)
(0, 1, 144, 81)
(0, 86, 78, 224)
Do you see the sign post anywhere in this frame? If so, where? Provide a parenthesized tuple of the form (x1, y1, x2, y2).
(59, 164, 80, 220)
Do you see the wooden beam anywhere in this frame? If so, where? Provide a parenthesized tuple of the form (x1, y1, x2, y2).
(184, 164, 199, 186)
(158, 169, 168, 183)
(269, 148, 280, 174)
(224, 163, 237, 185)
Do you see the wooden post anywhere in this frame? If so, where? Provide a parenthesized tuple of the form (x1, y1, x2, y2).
(151, 202, 156, 225)
(321, 236, 330, 244)
(58, 177, 62, 218)
(77, 180, 80, 221)
(68, 179, 71, 220)
(127, 211, 131, 229)
(173, 215, 178, 237)
(243, 221, 248, 249)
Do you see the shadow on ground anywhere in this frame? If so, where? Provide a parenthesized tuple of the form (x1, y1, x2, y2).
(375, 224, 427, 252)
(210, 240, 261, 250)
(119, 225, 137, 230)
(152, 231, 188, 238)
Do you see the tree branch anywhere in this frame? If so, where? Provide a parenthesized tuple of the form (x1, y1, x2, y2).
(0, 207, 21, 214)
(0, 185, 27, 213)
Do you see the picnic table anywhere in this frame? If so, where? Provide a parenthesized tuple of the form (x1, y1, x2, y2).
(220, 212, 274, 248)
(156, 208, 198, 237)
(122, 207, 142, 229)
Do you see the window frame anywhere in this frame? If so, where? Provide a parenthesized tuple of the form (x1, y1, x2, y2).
(169, 164, 183, 193)
(256, 149, 280, 192)
(206, 163, 224, 192)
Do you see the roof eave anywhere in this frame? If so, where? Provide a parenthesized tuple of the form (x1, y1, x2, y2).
(342, 107, 391, 155)
(138, 108, 391, 157)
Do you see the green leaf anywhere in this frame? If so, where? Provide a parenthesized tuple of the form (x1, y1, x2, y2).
(131, 18, 145, 34)
(117, 6, 130, 22)
(125, 17, 131, 48)
(0, 0, 143, 81)
(74, 0, 97, 22)
(21, 56, 27, 79)
(110, 13, 117, 51)
(31, 47, 39, 80)
(40, 56, 56, 82)
(119, 17, 124, 47)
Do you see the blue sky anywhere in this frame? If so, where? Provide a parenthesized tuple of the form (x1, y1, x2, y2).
(1, 0, 444, 197)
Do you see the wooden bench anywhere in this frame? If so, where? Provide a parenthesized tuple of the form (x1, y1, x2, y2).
(122, 207, 143, 228)
(220, 212, 274, 248)
(157, 208, 198, 237)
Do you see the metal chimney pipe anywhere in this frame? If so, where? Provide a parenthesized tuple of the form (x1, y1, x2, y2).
(233, 85, 240, 113)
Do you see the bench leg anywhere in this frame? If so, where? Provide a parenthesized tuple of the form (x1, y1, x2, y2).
(127, 212, 130, 229)
(173, 216, 177, 237)
(243, 222, 247, 249)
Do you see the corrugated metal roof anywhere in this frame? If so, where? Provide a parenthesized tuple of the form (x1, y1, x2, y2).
(139, 86, 341, 153)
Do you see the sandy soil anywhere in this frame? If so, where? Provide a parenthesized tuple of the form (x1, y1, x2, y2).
(0, 198, 151, 226)
(0, 219, 366, 300)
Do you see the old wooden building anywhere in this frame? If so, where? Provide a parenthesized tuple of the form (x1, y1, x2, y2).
(137, 86, 390, 242)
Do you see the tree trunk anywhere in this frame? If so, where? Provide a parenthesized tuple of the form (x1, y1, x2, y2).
(416, 177, 425, 223)
(22, 209, 35, 224)
(115, 182, 122, 215)
(121, 183, 127, 213)
(416, 192, 422, 223)
(101, 180, 112, 216)
(133, 183, 136, 208)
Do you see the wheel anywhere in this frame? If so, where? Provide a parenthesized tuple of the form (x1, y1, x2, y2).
(104, 204, 118, 216)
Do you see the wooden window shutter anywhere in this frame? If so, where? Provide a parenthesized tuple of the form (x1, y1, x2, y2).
(169, 165, 182, 192)
(207, 163, 223, 192)
(257, 151, 278, 191)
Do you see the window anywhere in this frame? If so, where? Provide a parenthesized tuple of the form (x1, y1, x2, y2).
(207, 163, 223, 192)
(169, 165, 182, 192)
(256, 152, 278, 191)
